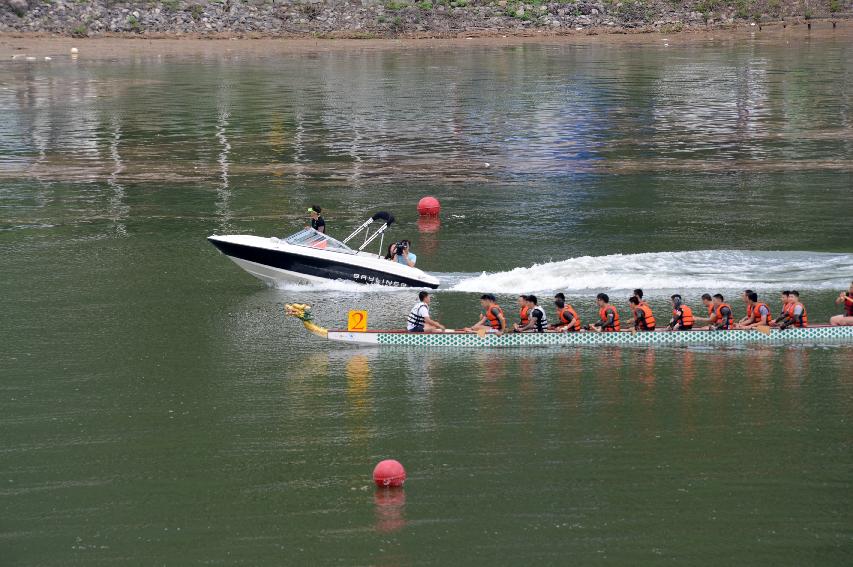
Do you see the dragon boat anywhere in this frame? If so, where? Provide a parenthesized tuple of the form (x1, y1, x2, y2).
(285, 304, 853, 349)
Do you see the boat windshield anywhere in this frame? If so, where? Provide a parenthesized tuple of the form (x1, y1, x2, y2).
(284, 228, 355, 254)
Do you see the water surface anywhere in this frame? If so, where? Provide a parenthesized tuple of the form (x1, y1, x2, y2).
(2, 36, 852, 565)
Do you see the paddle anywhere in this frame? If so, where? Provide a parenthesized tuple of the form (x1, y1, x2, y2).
(477, 327, 488, 338)
(755, 325, 772, 335)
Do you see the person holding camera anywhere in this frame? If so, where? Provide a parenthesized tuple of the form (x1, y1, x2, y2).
(390, 239, 417, 267)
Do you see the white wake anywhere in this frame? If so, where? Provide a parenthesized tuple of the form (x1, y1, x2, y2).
(448, 250, 853, 295)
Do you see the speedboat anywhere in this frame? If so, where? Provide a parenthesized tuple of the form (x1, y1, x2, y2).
(208, 212, 440, 288)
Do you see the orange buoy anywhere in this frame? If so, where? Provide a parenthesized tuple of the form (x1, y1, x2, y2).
(417, 196, 440, 216)
(373, 459, 406, 487)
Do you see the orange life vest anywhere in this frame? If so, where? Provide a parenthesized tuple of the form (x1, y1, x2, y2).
(746, 303, 754, 320)
(484, 305, 504, 330)
(790, 302, 808, 327)
(782, 302, 793, 317)
(673, 305, 695, 328)
(705, 303, 714, 318)
(558, 305, 581, 331)
(752, 302, 771, 325)
(636, 303, 656, 330)
(519, 305, 529, 326)
(715, 303, 734, 329)
(599, 305, 620, 332)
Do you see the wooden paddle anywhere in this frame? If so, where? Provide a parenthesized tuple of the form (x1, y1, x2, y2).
(755, 325, 772, 335)
(477, 327, 488, 338)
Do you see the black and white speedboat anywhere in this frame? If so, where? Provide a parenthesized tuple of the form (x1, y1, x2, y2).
(208, 212, 440, 288)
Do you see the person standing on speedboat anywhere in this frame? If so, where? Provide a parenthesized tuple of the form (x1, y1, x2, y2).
(308, 206, 326, 233)
(465, 294, 506, 335)
(513, 295, 548, 333)
(407, 291, 445, 333)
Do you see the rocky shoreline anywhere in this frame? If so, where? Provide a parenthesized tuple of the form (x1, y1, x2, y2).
(1, 0, 850, 38)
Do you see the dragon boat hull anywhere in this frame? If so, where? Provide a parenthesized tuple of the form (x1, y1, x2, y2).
(284, 304, 853, 348)
(319, 326, 853, 348)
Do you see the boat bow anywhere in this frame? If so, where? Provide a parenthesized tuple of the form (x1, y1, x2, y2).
(284, 304, 328, 338)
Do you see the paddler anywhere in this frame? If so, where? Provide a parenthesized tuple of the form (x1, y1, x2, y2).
(514, 295, 548, 333)
(771, 290, 792, 326)
(667, 294, 694, 331)
(737, 289, 755, 326)
(692, 293, 717, 328)
(739, 292, 772, 329)
(513, 295, 530, 332)
(628, 296, 656, 331)
(406, 291, 446, 333)
(711, 294, 735, 330)
(623, 289, 646, 328)
(591, 293, 620, 332)
(465, 293, 506, 335)
(549, 293, 581, 332)
(776, 290, 808, 329)
(830, 281, 853, 326)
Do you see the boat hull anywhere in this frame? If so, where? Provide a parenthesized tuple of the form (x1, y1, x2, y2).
(209, 235, 440, 288)
(324, 326, 853, 348)
(226, 257, 330, 287)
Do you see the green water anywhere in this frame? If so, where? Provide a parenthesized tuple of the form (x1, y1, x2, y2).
(2, 37, 853, 565)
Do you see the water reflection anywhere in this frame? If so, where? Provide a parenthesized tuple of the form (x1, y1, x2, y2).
(416, 216, 441, 233)
(345, 354, 372, 445)
(373, 489, 407, 534)
(782, 346, 808, 401)
(3, 43, 850, 186)
(215, 95, 232, 233)
(293, 110, 307, 185)
(107, 115, 128, 237)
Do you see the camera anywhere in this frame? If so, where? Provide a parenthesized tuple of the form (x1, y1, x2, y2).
(395, 242, 405, 256)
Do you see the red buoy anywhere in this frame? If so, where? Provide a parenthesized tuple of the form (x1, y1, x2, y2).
(417, 196, 440, 216)
(373, 459, 406, 487)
